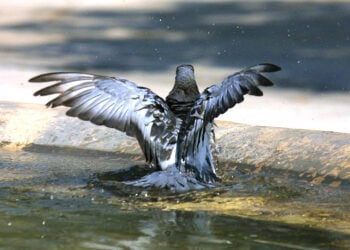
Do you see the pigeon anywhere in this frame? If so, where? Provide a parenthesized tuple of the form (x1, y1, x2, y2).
(30, 63, 280, 192)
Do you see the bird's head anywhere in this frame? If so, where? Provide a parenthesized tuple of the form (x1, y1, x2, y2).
(166, 64, 199, 106)
(175, 64, 195, 85)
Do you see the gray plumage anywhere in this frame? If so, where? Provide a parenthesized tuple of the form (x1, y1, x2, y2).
(30, 63, 280, 192)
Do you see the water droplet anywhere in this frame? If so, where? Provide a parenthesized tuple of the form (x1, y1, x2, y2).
(7, 222, 12, 226)
(159, 18, 162, 22)
(42, 220, 46, 225)
(141, 190, 148, 197)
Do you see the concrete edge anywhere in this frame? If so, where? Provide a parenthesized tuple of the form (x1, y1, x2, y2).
(1, 101, 349, 186)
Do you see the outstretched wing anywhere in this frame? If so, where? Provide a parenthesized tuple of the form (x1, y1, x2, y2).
(30, 72, 180, 170)
(178, 64, 281, 181)
(193, 63, 281, 123)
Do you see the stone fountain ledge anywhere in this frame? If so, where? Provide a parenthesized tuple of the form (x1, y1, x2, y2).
(1, 101, 349, 187)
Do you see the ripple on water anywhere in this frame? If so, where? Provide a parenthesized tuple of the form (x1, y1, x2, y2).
(0, 145, 349, 249)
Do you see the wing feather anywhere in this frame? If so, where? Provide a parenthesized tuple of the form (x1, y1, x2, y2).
(177, 63, 280, 182)
(30, 72, 180, 169)
(194, 63, 281, 123)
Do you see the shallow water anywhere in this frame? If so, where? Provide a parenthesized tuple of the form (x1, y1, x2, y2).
(0, 144, 349, 249)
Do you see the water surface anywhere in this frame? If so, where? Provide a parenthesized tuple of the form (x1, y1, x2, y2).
(0, 144, 349, 249)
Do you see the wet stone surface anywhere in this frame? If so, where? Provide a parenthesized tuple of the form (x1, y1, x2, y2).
(216, 124, 350, 187)
(0, 144, 350, 249)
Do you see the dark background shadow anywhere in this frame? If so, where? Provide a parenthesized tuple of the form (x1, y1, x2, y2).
(1, 1, 349, 91)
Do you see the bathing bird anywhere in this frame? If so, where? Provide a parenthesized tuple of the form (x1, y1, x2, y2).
(30, 63, 280, 192)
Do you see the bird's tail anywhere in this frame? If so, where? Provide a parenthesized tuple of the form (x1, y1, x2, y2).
(177, 120, 219, 184)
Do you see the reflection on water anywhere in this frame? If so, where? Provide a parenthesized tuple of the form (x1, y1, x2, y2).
(0, 145, 349, 249)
